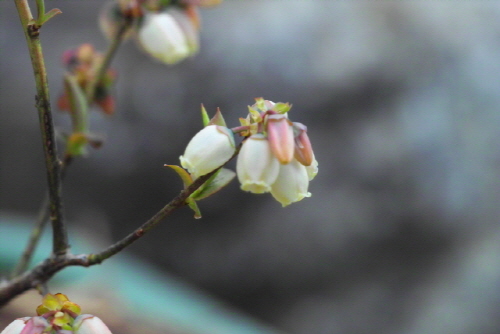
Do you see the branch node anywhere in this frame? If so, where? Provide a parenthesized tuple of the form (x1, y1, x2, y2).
(28, 23, 40, 37)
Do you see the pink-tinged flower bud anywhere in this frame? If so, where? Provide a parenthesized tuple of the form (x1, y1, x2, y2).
(20, 317, 50, 334)
(292, 122, 314, 166)
(136, 8, 199, 65)
(237, 134, 280, 193)
(180, 125, 235, 178)
(271, 159, 311, 207)
(1, 316, 50, 334)
(305, 156, 318, 181)
(73, 315, 112, 334)
(1, 318, 30, 334)
(266, 114, 294, 164)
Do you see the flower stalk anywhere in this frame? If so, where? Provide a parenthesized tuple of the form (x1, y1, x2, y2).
(85, 16, 133, 103)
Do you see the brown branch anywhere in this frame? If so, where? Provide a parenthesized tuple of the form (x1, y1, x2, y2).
(15, 0, 68, 256)
(10, 156, 73, 278)
(0, 142, 241, 307)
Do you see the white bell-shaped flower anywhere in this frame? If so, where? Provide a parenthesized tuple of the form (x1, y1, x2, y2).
(305, 156, 318, 181)
(237, 134, 280, 193)
(136, 8, 199, 64)
(73, 315, 112, 334)
(180, 125, 235, 178)
(271, 159, 311, 207)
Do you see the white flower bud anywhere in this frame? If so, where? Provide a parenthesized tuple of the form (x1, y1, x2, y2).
(237, 134, 280, 193)
(271, 159, 311, 207)
(73, 315, 112, 334)
(136, 8, 199, 64)
(180, 125, 235, 178)
(1, 317, 50, 334)
(1, 318, 29, 334)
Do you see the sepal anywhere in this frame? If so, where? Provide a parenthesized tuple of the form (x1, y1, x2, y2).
(207, 108, 227, 127)
(73, 315, 112, 334)
(200, 104, 210, 127)
(165, 164, 194, 188)
(190, 168, 236, 201)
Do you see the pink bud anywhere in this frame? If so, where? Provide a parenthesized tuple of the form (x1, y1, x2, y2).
(21, 317, 50, 334)
(266, 114, 294, 164)
(292, 122, 314, 166)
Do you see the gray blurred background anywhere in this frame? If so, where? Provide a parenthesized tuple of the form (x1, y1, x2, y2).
(2, 1, 500, 333)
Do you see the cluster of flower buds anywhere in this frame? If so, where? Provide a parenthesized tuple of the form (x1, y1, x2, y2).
(178, 98, 318, 207)
(100, 0, 223, 65)
(0, 294, 112, 334)
(58, 43, 116, 115)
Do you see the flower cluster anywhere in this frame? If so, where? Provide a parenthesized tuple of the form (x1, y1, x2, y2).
(0, 293, 112, 334)
(178, 98, 318, 207)
(237, 99, 318, 206)
(100, 0, 223, 65)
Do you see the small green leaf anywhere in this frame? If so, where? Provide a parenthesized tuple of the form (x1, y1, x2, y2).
(66, 132, 88, 157)
(64, 74, 89, 133)
(164, 165, 193, 188)
(190, 168, 236, 201)
(201, 104, 210, 127)
(40, 8, 62, 25)
(187, 198, 202, 219)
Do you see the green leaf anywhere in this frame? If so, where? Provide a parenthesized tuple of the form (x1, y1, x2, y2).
(66, 133, 88, 157)
(164, 165, 193, 188)
(40, 8, 62, 25)
(187, 198, 202, 219)
(190, 168, 236, 201)
(64, 74, 89, 133)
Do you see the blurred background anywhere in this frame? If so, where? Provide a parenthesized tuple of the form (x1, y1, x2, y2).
(2, 1, 500, 333)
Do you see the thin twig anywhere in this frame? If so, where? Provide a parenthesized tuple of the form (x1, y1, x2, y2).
(15, 0, 68, 256)
(10, 157, 73, 278)
(87, 167, 223, 264)
(10, 10, 130, 275)
(85, 17, 132, 103)
(0, 143, 241, 307)
(10, 196, 50, 279)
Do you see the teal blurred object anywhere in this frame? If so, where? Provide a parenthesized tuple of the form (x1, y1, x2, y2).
(0, 213, 283, 334)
